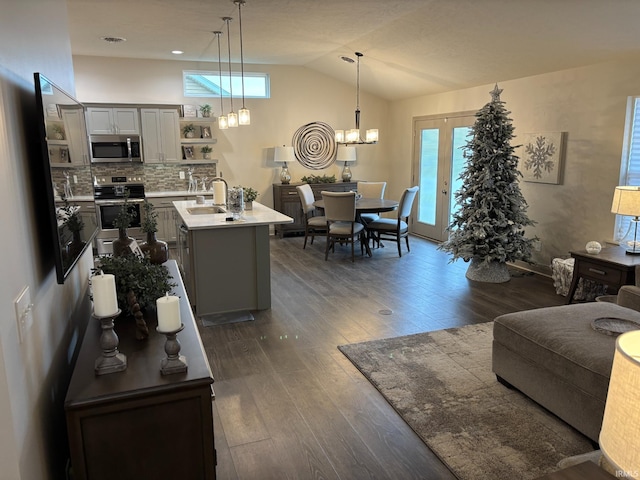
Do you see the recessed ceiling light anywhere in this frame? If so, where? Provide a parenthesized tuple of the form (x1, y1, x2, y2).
(101, 36, 126, 44)
(171, 50, 184, 55)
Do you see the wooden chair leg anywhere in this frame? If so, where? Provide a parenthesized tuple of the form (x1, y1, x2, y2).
(325, 235, 331, 260)
(405, 235, 410, 253)
(351, 236, 355, 262)
(397, 237, 402, 257)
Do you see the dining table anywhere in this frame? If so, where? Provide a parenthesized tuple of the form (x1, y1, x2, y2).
(313, 197, 399, 256)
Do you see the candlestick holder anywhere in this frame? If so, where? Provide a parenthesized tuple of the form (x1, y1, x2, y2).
(157, 324, 188, 375)
(94, 309, 127, 375)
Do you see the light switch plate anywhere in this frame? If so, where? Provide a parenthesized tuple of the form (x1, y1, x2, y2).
(179, 171, 185, 180)
(15, 286, 33, 344)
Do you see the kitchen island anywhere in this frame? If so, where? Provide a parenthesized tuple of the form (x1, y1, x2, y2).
(174, 199, 293, 320)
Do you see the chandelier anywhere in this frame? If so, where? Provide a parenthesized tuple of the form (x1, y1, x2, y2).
(335, 52, 378, 145)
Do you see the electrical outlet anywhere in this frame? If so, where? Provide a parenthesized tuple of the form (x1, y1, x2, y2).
(179, 171, 185, 180)
(15, 286, 33, 344)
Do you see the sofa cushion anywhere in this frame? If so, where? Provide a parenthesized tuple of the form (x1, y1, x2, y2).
(494, 303, 640, 403)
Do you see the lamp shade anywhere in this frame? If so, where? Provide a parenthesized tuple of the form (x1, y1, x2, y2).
(611, 186, 640, 216)
(336, 145, 356, 163)
(599, 330, 640, 476)
(274, 146, 295, 163)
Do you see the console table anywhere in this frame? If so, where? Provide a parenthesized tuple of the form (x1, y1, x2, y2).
(64, 260, 216, 480)
(567, 246, 640, 303)
(273, 181, 357, 237)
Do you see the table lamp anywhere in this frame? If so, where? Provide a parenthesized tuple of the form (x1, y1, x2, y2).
(598, 330, 640, 477)
(274, 146, 295, 184)
(611, 186, 640, 254)
(336, 145, 356, 182)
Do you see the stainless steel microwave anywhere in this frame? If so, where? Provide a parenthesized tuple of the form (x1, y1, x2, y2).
(89, 134, 142, 163)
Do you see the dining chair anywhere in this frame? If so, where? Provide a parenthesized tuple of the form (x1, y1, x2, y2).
(321, 191, 365, 262)
(366, 186, 419, 257)
(357, 181, 387, 224)
(296, 184, 326, 249)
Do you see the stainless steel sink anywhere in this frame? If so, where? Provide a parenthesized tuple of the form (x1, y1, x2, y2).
(186, 205, 226, 215)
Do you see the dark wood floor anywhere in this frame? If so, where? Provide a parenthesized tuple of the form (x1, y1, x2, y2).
(196, 235, 566, 480)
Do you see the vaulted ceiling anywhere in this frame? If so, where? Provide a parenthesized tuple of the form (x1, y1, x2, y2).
(66, 0, 640, 101)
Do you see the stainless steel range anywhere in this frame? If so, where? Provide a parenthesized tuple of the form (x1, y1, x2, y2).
(94, 175, 146, 255)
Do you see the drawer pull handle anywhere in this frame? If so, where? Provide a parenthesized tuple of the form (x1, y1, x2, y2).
(287, 192, 297, 195)
(588, 268, 606, 275)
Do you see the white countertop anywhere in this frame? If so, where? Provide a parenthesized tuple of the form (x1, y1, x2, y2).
(174, 200, 293, 230)
(147, 190, 202, 198)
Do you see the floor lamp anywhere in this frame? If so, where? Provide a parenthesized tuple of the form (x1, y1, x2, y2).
(611, 186, 640, 255)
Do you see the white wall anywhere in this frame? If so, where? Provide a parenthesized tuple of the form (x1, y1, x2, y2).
(73, 56, 392, 208)
(389, 58, 640, 271)
(0, 1, 94, 478)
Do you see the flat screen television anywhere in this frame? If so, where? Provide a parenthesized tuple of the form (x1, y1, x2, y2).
(33, 72, 98, 283)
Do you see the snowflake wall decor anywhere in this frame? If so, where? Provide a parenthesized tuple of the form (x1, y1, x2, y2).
(521, 132, 565, 184)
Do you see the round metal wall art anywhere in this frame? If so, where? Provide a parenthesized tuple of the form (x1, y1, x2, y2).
(292, 121, 337, 170)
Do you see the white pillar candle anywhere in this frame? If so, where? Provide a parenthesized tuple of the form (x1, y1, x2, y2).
(213, 181, 226, 204)
(157, 294, 181, 332)
(92, 272, 118, 317)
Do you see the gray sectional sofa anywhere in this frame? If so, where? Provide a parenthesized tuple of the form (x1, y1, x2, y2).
(492, 283, 640, 443)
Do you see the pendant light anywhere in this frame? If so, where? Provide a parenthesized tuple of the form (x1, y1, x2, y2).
(335, 52, 378, 144)
(223, 16, 238, 128)
(214, 30, 228, 130)
(234, 0, 250, 125)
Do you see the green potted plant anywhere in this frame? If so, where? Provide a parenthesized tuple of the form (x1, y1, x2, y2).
(112, 196, 137, 257)
(140, 200, 168, 264)
(182, 123, 196, 138)
(200, 145, 213, 160)
(301, 174, 337, 184)
(93, 256, 176, 340)
(199, 104, 212, 118)
(240, 186, 259, 210)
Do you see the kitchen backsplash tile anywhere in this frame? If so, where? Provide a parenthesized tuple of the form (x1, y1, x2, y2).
(51, 163, 218, 199)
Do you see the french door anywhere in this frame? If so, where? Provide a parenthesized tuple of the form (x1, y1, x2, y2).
(411, 112, 476, 241)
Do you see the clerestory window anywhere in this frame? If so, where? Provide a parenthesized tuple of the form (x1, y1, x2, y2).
(183, 70, 270, 98)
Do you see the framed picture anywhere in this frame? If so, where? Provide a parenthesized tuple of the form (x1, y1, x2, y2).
(520, 132, 566, 184)
(201, 126, 211, 138)
(182, 145, 194, 160)
(181, 104, 197, 118)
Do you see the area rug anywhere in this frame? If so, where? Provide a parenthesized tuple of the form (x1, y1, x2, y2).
(338, 322, 595, 480)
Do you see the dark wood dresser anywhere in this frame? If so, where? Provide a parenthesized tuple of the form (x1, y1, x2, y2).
(273, 181, 357, 237)
(64, 260, 215, 480)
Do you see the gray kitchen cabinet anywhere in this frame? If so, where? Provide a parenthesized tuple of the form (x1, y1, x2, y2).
(140, 108, 182, 163)
(147, 196, 186, 243)
(86, 107, 140, 135)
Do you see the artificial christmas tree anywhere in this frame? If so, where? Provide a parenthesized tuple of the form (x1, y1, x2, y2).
(439, 85, 536, 283)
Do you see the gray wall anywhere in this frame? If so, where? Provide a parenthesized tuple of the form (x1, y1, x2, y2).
(0, 1, 94, 478)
